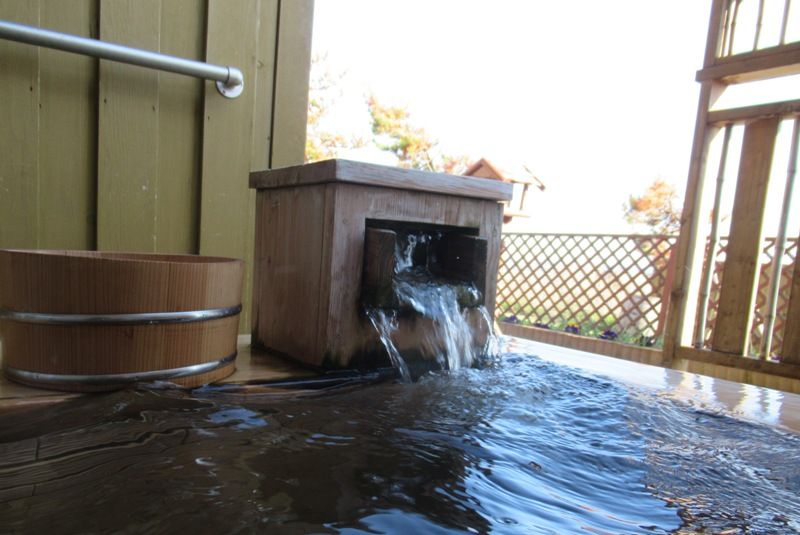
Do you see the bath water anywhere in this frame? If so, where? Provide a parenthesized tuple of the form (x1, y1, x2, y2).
(0, 349, 799, 534)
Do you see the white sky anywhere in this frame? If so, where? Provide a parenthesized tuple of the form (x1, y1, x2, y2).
(310, 0, 799, 234)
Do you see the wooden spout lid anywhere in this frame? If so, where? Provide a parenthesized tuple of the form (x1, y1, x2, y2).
(249, 159, 513, 202)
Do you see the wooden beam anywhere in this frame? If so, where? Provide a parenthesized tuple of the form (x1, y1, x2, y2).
(705, 0, 728, 66)
(361, 228, 398, 309)
(697, 41, 800, 84)
(199, 0, 314, 333)
(708, 99, 800, 125)
(654, 247, 678, 338)
(676, 346, 800, 381)
(363, 228, 397, 289)
(662, 81, 725, 362)
(437, 234, 489, 300)
(246, 0, 279, 336)
(663, 0, 728, 365)
(712, 117, 779, 355)
(662, 2, 730, 363)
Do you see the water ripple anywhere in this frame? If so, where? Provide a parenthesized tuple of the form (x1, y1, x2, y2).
(0, 352, 798, 533)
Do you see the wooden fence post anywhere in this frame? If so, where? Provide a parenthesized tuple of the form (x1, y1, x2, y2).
(712, 117, 779, 355)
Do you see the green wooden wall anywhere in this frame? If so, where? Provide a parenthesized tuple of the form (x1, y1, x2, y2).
(0, 0, 313, 331)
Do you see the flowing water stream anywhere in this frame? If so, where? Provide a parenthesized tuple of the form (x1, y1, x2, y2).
(366, 230, 499, 379)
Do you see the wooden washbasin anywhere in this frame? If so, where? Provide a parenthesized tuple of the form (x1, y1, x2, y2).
(0, 250, 243, 392)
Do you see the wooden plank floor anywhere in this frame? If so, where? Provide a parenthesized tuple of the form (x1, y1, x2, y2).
(0, 335, 317, 412)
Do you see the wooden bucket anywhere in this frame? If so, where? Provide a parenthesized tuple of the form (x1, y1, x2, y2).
(0, 250, 244, 392)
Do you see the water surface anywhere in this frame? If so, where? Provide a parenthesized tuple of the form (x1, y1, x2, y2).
(0, 351, 798, 534)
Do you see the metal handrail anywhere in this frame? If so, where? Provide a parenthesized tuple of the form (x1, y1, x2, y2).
(0, 19, 244, 99)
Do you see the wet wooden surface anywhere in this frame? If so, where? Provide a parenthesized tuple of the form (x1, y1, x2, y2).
(510, 338, 800, 434)
(249, 159, 514, 201)
(0, 335, 316, 413)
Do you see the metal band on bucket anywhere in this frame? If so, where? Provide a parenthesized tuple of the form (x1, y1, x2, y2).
(3, 352, 237, 387)
(0, 305, 242, 325)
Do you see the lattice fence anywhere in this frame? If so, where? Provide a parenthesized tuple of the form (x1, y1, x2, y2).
(496, 234, 677, 345)
(698, 237, 797, 358)
(497, 233, 797, 354)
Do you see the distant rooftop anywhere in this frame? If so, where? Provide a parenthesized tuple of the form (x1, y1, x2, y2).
(463, 158, 546, 191)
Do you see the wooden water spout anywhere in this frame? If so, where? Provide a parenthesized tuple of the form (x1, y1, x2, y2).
(249, 159, 511, 370)
(362, 226, 488, 310)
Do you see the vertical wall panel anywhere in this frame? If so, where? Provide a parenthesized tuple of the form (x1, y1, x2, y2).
(269, 0, 313, 168)
(155, 0, 204, 253)
(97, 0, 161, 251)
(250, 0, 279, 172)
(200, 0, 259, 330)
(248, 0, 279, 335)
(38, 0, 98, 249)
(0, 1, 40, 248)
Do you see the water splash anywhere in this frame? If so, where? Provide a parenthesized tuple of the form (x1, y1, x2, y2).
(367, 309, 411, 382)
(477, 304, 502, 360)
(394, 233, 428, 273)
(365, 235, 501, 379)
(394, 280, 482, 371)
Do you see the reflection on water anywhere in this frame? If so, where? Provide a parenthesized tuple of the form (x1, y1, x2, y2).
(0, 352, 799, 534)
(734, 383, 784, 427)
(515, 338, 800, 433)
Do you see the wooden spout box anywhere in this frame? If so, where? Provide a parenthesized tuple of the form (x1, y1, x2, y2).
(248, 159, 511, 369)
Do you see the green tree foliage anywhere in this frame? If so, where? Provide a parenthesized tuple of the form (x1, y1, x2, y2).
(366, 95, 469, 173)
(624, 178, 682, 235)
(304, 56, 468, 174)
(624, 178, 683, 299)
(367, 95, 436, 170)
(305, 54, 365, 161)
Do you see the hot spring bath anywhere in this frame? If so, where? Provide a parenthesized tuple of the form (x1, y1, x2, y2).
(0, 339, 798, 534)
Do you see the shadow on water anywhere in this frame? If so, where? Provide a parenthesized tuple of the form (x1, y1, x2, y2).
(0, 353, 799, 534)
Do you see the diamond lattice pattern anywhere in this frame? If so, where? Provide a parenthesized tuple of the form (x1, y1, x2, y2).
(496, 234, 677, 342)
